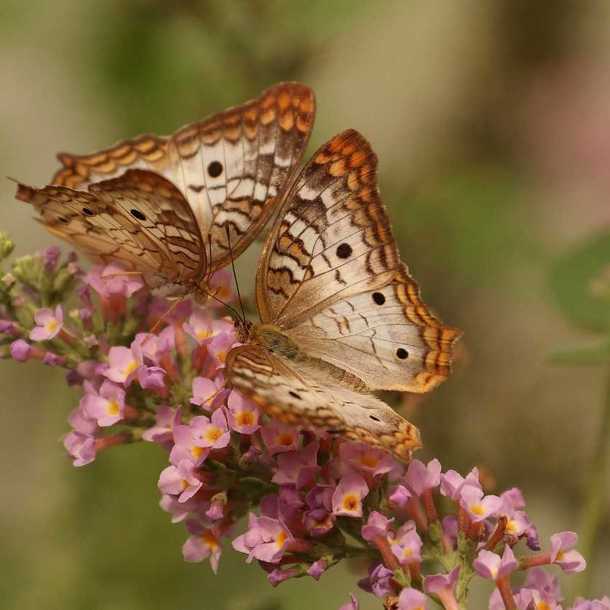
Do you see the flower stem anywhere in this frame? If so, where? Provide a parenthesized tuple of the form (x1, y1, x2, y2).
(572, 360, 610, 597)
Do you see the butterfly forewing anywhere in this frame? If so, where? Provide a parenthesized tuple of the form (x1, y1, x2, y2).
(226, 345, 422, 461)
(51, 82, 316, 275)
(16, 169, 205, 291)
(255, 129, 460, 392)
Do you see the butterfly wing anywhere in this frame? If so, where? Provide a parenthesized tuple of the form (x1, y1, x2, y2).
(256, 129, 460, 392)
(226, 345, 422, 461)
(15, 169, 205, 291)
(52, 82, 316, 273)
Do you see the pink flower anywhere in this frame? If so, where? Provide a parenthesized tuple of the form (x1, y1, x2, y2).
(272, 440, 320, 488)
(232, 514, 293, 563)
(191, 376, 223, 410)
(137, 366, 165, 390)
(339, 441, 396, 478)
(389, 484, 413, 509)
(459, 485, 502, 522)
(361, 511, 393, 542)
(358, 563, 395, 598)
(307, 559, 328, 580)
(206, 331, 235, 367)
(227, 391, 259, 434)
(171, 420, 211, 465)
(332, 473, 369, 517)
(261, 423, 299, 454)
(142, 406, 179, 445)
(339, 594, 359, 610)
(406, 458, 441, 495)
(182, 520, 222, 573)
(304, 485, 335, 536)
(104, 345, 141, 385)
(474, 546, 518, 580)
(424, 567, 460, 608)
(10, 339, 32, 361)
(83, 380, 125, 426)
(192, 410, 231, 450)
(158, 460, 202, 503)
(183, 310, 232, 345)
(64, 431, 96, 467)
(391, 523, 423, 565)
(85, 263, 144, 298)
(440, 467, 481, 499)
(569, 597, 610, 610)
(29, 305, 63, 341)
(398, 588, 429, 610)
(550, 531, 586, 573)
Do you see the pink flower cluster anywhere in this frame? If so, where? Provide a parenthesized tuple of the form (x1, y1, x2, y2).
(0, 244, 606, 610)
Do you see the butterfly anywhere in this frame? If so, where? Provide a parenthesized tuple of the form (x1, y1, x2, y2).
(14, 82, 316, 297)
(226, 129, 461, 461)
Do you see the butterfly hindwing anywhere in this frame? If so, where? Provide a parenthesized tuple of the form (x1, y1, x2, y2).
(226, 345, 422, 460)
(15, 169, 205, 291)
(51, 82, 316, 275)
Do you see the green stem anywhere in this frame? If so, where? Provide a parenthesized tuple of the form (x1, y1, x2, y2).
(572, 361, 610, 597)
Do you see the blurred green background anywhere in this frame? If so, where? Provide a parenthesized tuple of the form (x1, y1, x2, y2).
(1, 1, 610, 608)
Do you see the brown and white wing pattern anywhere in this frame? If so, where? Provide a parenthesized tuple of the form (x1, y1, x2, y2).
(51, 82, 316, 272)
(15, 169, 205, 291)
(226, 345, 422, 461)
(257, 130, 460, 392)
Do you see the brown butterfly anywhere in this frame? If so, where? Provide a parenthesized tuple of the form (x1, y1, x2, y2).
(14, 82, 315, 298)
(226, 130, 461, 461)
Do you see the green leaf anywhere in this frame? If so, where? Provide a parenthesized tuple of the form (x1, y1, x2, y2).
(550, 231, 610, 332)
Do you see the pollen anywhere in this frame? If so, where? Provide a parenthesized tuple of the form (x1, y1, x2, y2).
(201, 530, 219, 550)
(275, 529, 287, 549)
(196, 329, 212, 341)
(342, 494, 359, 512)
(360, 453, 380, 468)
(123, 359, 138, 377)
(106, 399, 120, 416)
(205, 426, 222, 442)
(470, 503, 485, 517)
(236, 411, 254, 426)
(45, 319, 59, 333)
(277, 432, 294, 446)
(191, 446, 206, 460)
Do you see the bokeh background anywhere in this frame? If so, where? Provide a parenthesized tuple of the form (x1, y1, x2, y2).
(1, 1, 610, 608)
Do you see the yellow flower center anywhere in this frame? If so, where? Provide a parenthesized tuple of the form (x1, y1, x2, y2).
(195, 328, 211, 341)
(470, 503, 485, 516)
(123, 359, 138, 377)
(277, 433, 294, 447)
(106, 400, 121, 416)
(403, 547, 413, 558)
(360, 453, 380, 468)
(191, 446, 206, 460)
(201, 531, 219, 551)
(45, 319, 59, 334)
(236, 411, 254, 426)
(215, 351, 227, 363)
(506, 519, 518, 535)
(342, 494, 359, 512)
(180, 479, 189, 490)
(275, 529, 287, 549)
(204, 426, 222, 443)
(536, 602, 551, 610)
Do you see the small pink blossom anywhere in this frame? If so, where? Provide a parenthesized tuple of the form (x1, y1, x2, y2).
(406, 458, 441, 496)
(261, 423, 299, 454)
(191, 376, 223, 410)
(29, 305, 63, 341)
(474, 546, 518, 580)
(307, 559, 327, 580)
(182, 520, 222, 573)
(459, 485, 502, 522)
(104, 345, 140, 385)
(142, 406, 179, 445)
(272, 440, 320, 488)
(227, 391, 259, 434)
(440, 467, 481, 499)
(192, 410, 231, 450)
(339, 594, 359, 610)
(10, 339, 32, 361)
(388, 484, 413, 509)
(232, 514, 293, 564)
(158, 460, 202, 503)
(332, 473, 369, 518)
(339, 441, 396, 478)
(424, 566, 460, 606)
(361, 511, 393, 542)
(398, 588, 429, 610)
(64, 431, 96, 467)
(550, 531, 586, 573)
(391, 523, 423, 565)
(85, 263, 144, 298)
(183, 310, 232, 345)
(83, 380, 126, 426)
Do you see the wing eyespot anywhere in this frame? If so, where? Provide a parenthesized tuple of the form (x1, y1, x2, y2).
(207, 161, 223, 178)
(396, 348, 409, 360)
(130, 208, 146, 221)
(82, 207, 94, 216)
(336, 243, 352, 259)
(58, 216, 69, 224)
(369, 415, 381, 422)
(288, 391, 302, 400)
(372, 292, 385, 305)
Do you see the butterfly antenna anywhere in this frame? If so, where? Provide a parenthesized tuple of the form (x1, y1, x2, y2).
(150, 296, 185, 333)
(225, 225, 246, 324)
